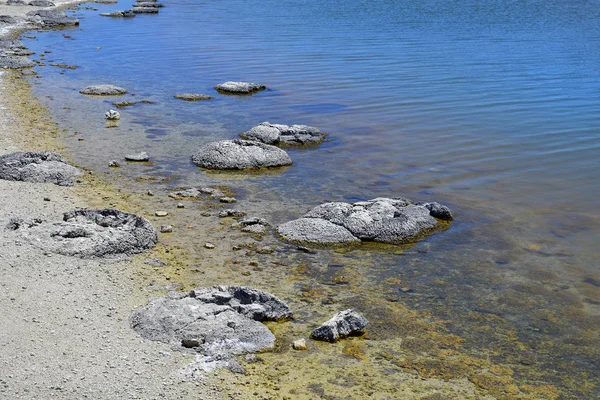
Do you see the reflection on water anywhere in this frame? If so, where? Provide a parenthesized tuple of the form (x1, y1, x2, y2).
(21, 0, 600, 397)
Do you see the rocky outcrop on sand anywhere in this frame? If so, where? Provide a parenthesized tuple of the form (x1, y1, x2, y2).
(0, 39, 30, 56)
(0, 55, 35, 69)
(191, 139, 292, 170)
(100, 10, 135, 18)
(311, 309, 368, 342)
(131, 286, 291, 371)
(214, 81, 266, 94)
(6, 209, 158, 258)
(277, 197, 453, 246)
(238, 217, 269, 234)
(0, 151, 81, 186)
(240, 122, 325, 146)
(80, 84, 127, 95)
(28, 0, 55, 6)
(27, 10, 79, 26)
(174, 93, 212, 101)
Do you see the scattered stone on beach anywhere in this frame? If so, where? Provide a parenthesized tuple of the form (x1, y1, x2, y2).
(80, 84, 127, 96)
(27, 10, 80, 26)
(160, 225, 172, 233)
(0, 56, 35, 69)
(311, 309, 368, 342)
(130, 286, 292, 371)
(214, 81, 266, 94)
(174, 93, 212, 101)
(28, 0, 55, 6)
(105, 109, 120, 120)
(293, 339, 308, 350)
(100, 10, 136, 18)
(9, 209, 157, 258)
(133, 1, 164, 7)
(240, 122, 325, 146)
(155, 211, 168, 217)
(277, 197, 453, 246)
(191, 139, 292, 170)
(125, 152, 149, 161)
(219, 209, 247, 218)
(108, 160, 120, 168)
(0, 151, 81, 186)
(132, 7, 158, 13)
(239, 217, 269, 235)
(219, 197, 236, 203)
(176, 203, 184, 208)
(204, 243, 215, 249)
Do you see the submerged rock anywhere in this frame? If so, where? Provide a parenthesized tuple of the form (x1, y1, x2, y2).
(0, 56, 35, 69)
(27, 10, 79, 26)
(174, 93, 212, 101)
(241, 122, 325, 146)
(0, 151, 81, 186)
(131, 286, 291, 371)
(80, 84, 127, 96)
(311, 309, 368, 342)
(277, 197, 453, 246)
(132, 7, 158, 13)
(125, 152, 149, 161)
(95, 0, 118, 3)
(191, 139, 292, 170)
(100, 10, 136, 18)
(214, 81, 266, 94)
(10, 209, 157, 258)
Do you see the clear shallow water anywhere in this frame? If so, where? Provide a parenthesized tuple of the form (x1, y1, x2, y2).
(22, 0, 600, 397)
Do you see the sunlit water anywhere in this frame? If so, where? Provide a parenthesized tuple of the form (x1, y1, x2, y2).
(21, 0, 600, 397)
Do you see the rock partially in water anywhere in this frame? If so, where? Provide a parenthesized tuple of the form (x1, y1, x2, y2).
(132, 7, 158, 13)
(27, 10, 79, 26)
(100, 10, 136, 18)
(240, 122, 325, 146)
(239, 217, 269, 234)
(125, 152, 149, 161)
(131, 286, 292, 371)
(11, 209, 157, 258)
(0, 39, 29, 56)
(0, 56, 35, 69)
(214, 81, 266, 94)
(80, 84, 127, 96)
(133, 2, 164, 7)
(28, 0, 55, 6)
(219, 209, 247, 218)
(105, 109, 120, 120)
(174, 93, 212, 101)
(0, 151, 81, 186)
(277, 197, 453, 246)
(311, 309, 368, 342)
(191, 139, 292, 170)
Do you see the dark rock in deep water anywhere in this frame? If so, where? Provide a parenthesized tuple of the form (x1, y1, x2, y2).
(9, 209, 157, 258)
(311, 309, 368, 342)
(0, 151, 81, 186)
(80, 84, 127, 96)
(214, 81, 266, 94)
(240, 122, 325, 146)
(27, 10, 79, 26)
(277, 197, 453, 246)
(191, 139, 292, 170)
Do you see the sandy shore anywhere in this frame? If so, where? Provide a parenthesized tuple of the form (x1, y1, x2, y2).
(0, 4, 225, 399)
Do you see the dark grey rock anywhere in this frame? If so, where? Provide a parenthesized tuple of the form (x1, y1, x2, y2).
(0, 15, 17, 24)
(240, 122, 325, 146)
(80, 84, 127, 95)
(311, 309, 368, 342)
(0, 56, 35, 69)
(27, 10, 79, 26)
(218, 209, 247, 218)
(174, 93, 212, 101)
(133, 2, 164, 7)
(191, 139, 292, 170)
(125, 152, 149, 161)
(131, 286, 292, 363)
(277, 197, 452, 246)
(214, 81, 266, 94)
(28, 0, 55, 6)
(100, 10, 136, 17)
(13, 209, 157, 258)
(132, 7, 158, 13)
(219, 197, 236, 203)
(6, 0, 26, 5)
(0, 151, 81, 186)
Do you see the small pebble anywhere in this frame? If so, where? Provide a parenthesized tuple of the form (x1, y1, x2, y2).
(204, 243, 215, 249)
(155, 211, 168, 217)
(293, 339, 308, 350)
(177, 203, 184, 208)
(160, 225, 173, 233)
(108, 160, 120, 167)
(219, 197, 237, 203)
(147, 190, 154, 196)
(43, 197, 50, 202)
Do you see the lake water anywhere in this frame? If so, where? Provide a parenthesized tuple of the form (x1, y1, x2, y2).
(22, 0, 600, 398)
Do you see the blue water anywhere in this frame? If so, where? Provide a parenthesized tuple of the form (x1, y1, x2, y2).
(21, 0, 600, 397)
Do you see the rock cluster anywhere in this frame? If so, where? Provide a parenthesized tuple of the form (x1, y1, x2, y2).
(277, 197, 453, 246)
(311, 309, 368, 342)
(191, 139, 292, 170)
(240, 122, 325, 146)
(7, 209, 158, 258)
(214, 81, 266, 94)
(0, 151, 81, 186)
(26, 10, 79, 26)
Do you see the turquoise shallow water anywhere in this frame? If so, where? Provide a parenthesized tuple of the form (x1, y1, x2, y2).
(21, 0, 600, 397)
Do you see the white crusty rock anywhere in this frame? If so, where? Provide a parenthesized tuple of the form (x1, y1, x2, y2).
(0, 151, 81, 186)
(105, 110, 120, 120)
(125, 152, 149, 161)
(191, 139, 292, 170)
(80, 84, 127, 96)
(214, 81, 266, 94)
(100, 10, 136, 17)
(311, 309, 368, 342)
(240, 122, 325, 146)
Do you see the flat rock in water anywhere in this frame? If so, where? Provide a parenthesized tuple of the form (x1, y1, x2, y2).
(125, 152, 149, 161)
(174, 93, 212, 101)
(80, 84, 127, 95)
(0, 39, 28, 55)
(130, 286, 292, 363)
(95, 0, 118, 3)
(133, 2, 164, 7)
(241, 122, 325, 146)
(27, 10, 79, 26)
(0, 151, 81, 186)
(100, 10, 136, 18)
(214, 81, 266, 94)
(0, 56, 35, 69)
(311, 309, 368, 342)
(8, 209, 157, 258)
(277, 197, 453, 246)
(191, 139, 291, 170)
(132, 7, 158, 13)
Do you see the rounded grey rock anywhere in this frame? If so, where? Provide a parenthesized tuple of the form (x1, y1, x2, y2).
(276, 218, 360, 246)
(132, 7, 158, 13)
(191, 139, 292, 170)
(240, 122, 325, 146)
(311, 309, 368, 342)
(26, 10, 79, 26)
(80, 84, 127, 96)
(214, 81, 266, 94)
(125, 152, 149, 161)
(0, 151, 81, 186)
(174, 93, 212, 101)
